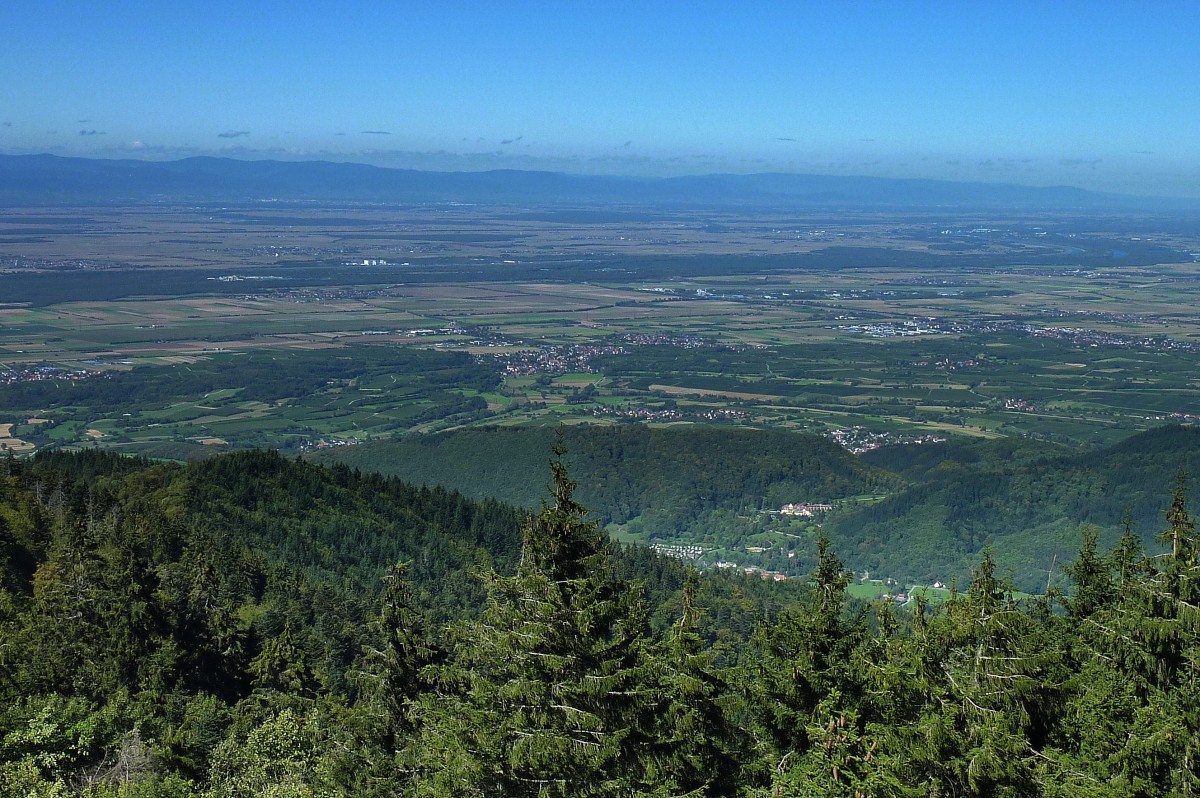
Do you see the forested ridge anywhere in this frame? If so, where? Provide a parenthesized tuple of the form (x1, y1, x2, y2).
(310, 425, 892, 524)
(309, 425, 894, 577)
(313, 424, 1200, 591)
(836, 425, 1200, 589)
(1, 446, 1198, 796)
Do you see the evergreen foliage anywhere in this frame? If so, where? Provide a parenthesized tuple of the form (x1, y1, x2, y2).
(311, 424, 890, 529)
(834, 425, 1200, 590)
(0, 445, 1198, 796)
(408, 440, 657, 795)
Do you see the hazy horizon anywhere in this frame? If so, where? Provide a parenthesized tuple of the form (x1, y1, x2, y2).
(5, 2, 1199, 198)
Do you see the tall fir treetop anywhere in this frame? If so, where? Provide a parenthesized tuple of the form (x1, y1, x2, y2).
(519, 433, 607, 584)
(1160, 468, 1196, 565)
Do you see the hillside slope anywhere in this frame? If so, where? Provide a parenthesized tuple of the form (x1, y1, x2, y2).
(313, 423, 1200, 591)
(832, 425, 1200, 589)
(310, 424, 891, 524)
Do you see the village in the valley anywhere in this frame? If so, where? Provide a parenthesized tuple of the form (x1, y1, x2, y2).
(648, 499, 949, 605)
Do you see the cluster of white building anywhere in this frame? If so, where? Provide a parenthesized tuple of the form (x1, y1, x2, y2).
(779, 502, 833, 517)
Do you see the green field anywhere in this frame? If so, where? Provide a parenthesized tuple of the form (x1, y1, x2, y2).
(6, 244, 1200, 453)
(3, 206, 1200, 589)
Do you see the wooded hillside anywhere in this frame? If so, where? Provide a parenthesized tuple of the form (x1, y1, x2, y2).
(1, 447, 1197, 796)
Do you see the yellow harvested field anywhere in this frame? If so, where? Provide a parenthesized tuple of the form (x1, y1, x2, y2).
(85, 428, 106, 439)
(0, 423, 35, 452)
(26, 418, 49, 424)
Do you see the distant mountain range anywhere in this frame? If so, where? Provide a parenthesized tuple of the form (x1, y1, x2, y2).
(1, 152, 1190, 210)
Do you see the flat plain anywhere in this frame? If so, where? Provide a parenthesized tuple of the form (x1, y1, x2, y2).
(2, 203, 1199, 458)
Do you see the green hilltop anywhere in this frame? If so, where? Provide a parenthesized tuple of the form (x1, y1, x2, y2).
(313, 424, 1200, 592)
(309, 424, 890, 518)
(834, 425, 1200, 590)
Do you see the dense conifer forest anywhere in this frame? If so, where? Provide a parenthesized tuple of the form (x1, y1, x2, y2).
(1, 445, 1198, 796)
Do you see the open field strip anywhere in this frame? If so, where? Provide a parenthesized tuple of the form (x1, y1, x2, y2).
(648, 384, 785, 401)
(0, 423, 35, 452)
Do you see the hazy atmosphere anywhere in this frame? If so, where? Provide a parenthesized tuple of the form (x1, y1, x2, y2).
(6, 4, 1200, 796)
(5, 1, 1199, 196)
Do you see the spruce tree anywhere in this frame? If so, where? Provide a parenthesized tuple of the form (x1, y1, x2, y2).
(746, 530, 892, 796)
(1050, 480, 1200, 795)
(372, 561, 437, 738)
(412, 440, 654, 796)
(1159, 470, 1198, 596)
(643, 569, 746, 796)
(249, 621, 320, 696)
(1065, 525, 1111, 620)
(901, 552, 1057, 796)
(1111, 512, 1146, 601)
(19, 516, 108, 693)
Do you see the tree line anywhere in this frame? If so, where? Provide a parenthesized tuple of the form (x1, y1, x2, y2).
(0, 447, 1197, 796)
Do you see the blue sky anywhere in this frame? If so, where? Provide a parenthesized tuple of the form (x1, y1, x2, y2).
(4, 1, 1198, 196)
